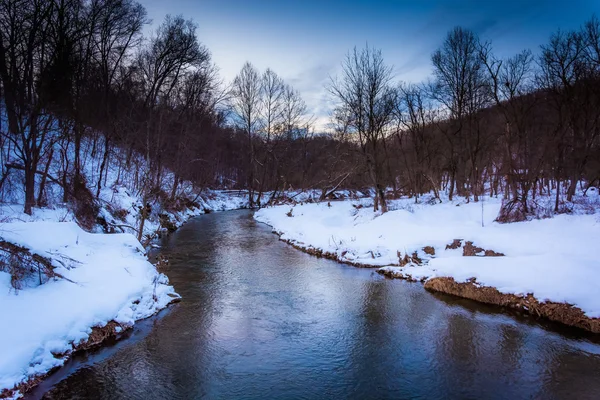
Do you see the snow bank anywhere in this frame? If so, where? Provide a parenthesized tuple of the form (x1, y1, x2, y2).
(0, 219, 178, 394)
(97, 185, 249, 239)
(255, 196, 600, 318)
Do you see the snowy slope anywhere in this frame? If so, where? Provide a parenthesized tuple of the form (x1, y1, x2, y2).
(255, 195, 600, 317)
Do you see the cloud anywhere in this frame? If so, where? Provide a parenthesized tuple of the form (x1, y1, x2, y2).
(139, 0, 600, 130)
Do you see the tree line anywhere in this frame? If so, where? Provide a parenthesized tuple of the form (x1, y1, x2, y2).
(328, 17, 600, 220)
(0, 0, 353, 221)
(0, 0, 598, 224)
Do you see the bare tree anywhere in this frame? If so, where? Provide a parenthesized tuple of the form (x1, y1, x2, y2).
(255, 68, 284, 205)
(134, 14, 207, 240)
(431, 27, 487, 201)
(168, 63, 222, 200)
(91, 0, 147, 198)
(138, 14, 207, 175)
(0, 0, 56, 214)
(329, 45, 396, 212)
(281, 85, 307, 139)
(230, 62, 262, 207)
(538, 25, 600, 208)
(480, 43, 544, 220)
(396, 83, 440, 201)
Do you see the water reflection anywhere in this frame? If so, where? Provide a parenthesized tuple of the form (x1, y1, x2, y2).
(28, 210, 600, 400)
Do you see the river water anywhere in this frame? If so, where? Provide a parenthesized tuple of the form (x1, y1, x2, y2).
(27, 210, 600, 399)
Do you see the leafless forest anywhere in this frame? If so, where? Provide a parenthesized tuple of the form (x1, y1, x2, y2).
(1, 0, 599, 223)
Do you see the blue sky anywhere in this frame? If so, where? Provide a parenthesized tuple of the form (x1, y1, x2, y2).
(140, 0, 600, 128)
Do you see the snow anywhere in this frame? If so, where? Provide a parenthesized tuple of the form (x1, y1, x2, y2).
(0, 215, 179, 394)
(0, 180, 249, 396)
(0, 130, 255, 396)
(96, 185, 248, 239)
(255, 194, 600, 317)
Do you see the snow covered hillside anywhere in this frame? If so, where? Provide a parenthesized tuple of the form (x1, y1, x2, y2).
(255, 193, 600, 319)
(1, 136, 250, 242)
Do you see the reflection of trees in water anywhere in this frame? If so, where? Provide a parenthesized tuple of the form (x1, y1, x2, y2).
(538, 347, 600, 399)
(119, 214, 227, 398)
(344, 279, 453, 397)
(432, 309, 600, 399)
(431, 311, 527, 397)
(438, 312, 480, 390)
(498, 324, 525, 371)
(346, 278, 400, 395)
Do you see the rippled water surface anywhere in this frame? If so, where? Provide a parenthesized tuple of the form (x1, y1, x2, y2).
(29, 210, 600, 399)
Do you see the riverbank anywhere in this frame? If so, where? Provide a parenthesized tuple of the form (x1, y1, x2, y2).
(0, 190, 248, 399)
(29, 209, 600, 399)
(0, 216, 178, 399)
(254, 194, 600, 332)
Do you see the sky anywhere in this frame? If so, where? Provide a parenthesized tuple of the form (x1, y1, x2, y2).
(140, 0, 600, 129)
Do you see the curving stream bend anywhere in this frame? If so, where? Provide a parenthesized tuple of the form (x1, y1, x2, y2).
(26, 210, 600, 399)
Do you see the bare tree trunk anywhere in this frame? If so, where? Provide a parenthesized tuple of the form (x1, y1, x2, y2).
(74, 124, 83, 183)
(24, 164, 36, 215)
(425, 174, 442, 202)
(378, 185, 388, 213)
(554, 179, 560, 212)
(61, 151, 70, 203)
(448, 169, 456, 201)
(137, 203, 150, 243)
(37, 148, 54, 206)
(566, 177, 577, 202)
(170, 175, 179, 201)
(96, 138, 110, 198)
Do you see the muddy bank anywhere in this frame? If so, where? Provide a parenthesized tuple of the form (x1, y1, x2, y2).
(377, 269, 600, 334)
(424, 277, 600, 333)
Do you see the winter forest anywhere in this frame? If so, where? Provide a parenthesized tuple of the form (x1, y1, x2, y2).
(1, 0, 599, 224)
(2, 0, 600, 398)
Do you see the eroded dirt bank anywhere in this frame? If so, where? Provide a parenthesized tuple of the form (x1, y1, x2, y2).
(269, 229, 600, 334)
(423, 277, 600, 333)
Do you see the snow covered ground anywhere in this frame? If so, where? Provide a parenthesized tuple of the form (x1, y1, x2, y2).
(97, 185, 249, 240)
(255, 193, 600, 318)
(0, 207, 179, 397)
(0, 133, 256, 396)
(0, 187, 249, 397)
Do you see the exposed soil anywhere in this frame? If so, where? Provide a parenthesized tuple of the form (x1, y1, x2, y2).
(463, 241, 505, 257)
(445, 239, 463, 250)
(424, 277, 600, 333)
(397, 251, 423, 266)
(79, 321, 125, 350)
(423, 246, 436, 256)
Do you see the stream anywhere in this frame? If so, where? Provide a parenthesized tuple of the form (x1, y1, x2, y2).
(27, 210, 600, 399)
